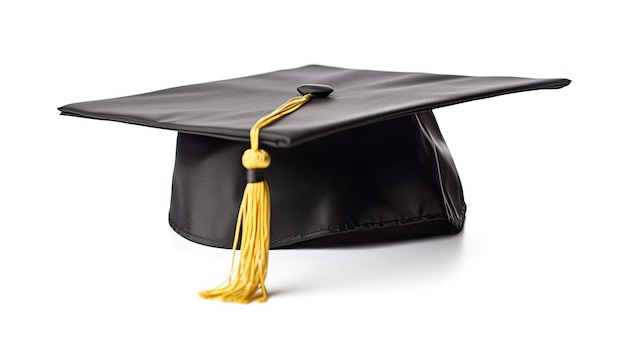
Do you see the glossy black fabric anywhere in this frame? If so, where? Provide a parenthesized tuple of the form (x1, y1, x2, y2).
(58, 65, 570, 248)
(169, 111, 465, 248)
(59, 65, 570, 148)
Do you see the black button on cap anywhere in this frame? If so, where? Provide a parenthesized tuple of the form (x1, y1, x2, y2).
(297, 84, 334, 98)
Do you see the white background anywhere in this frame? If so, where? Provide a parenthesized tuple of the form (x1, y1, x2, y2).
(1, 1, 624, 350)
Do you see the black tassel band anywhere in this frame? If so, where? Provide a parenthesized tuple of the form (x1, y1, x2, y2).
(246, 169, 265, 183)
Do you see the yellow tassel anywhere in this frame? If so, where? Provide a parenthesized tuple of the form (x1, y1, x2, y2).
(199, 93, 313, 303)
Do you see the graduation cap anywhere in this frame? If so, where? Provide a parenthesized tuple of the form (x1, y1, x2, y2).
(59, 65, 570, 303)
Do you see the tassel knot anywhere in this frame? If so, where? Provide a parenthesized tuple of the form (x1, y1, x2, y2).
(242, 149, 271, 169)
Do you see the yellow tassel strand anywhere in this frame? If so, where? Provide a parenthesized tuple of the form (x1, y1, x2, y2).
(199, 93, 313, 303)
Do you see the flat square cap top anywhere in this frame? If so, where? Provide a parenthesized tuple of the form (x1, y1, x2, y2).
(59, 65, 570, 147)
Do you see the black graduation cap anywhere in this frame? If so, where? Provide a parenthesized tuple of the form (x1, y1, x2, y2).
(59, 65, 570, 303)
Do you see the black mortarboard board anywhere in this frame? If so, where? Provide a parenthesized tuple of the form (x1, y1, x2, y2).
(59, 64, 570, 303)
